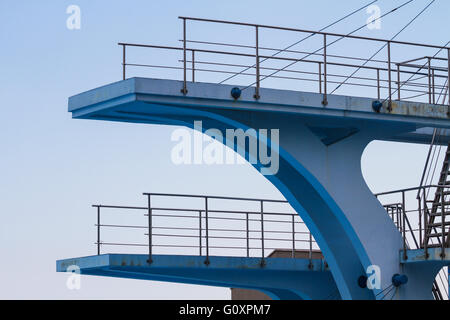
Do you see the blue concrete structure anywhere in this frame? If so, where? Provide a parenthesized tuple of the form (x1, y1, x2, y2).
(63, 77, 450, 300)
(400, 248, 450, 299)
(57, 254, 336, 300)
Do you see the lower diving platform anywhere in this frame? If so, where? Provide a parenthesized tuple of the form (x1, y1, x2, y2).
(57, 253, 336, 300)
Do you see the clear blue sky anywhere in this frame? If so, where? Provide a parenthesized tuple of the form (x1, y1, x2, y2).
(0, 0, 447, 299)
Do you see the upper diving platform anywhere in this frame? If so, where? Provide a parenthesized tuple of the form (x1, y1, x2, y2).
(69, 17, 450, 145)
(69, 77, 450, 145)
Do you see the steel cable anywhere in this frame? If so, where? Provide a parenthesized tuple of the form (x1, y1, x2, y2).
(241, 0, 416, 91)
(218, 0, 380, 85)
(331, 0, 436, 94)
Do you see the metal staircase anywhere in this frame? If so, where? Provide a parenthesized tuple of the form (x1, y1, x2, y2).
(421, 139, 450, 300)
(424, 142, 450, 249)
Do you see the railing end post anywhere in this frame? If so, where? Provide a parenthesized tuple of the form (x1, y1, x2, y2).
(147, 194, 152, 265)
(260, 258, 266, 268)
(181, 17, 188, 95)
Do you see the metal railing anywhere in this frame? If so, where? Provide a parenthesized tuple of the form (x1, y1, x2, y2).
(90, 188, 447, 298)
(376, 185, 450, 300)
(94, 193, 319, 267)
(119, 16, 450, 108)
(375, 184, 450, 258)
(92, 188, 449, 262)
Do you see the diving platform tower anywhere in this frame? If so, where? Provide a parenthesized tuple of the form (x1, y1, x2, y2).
(58, 17, 450, 300)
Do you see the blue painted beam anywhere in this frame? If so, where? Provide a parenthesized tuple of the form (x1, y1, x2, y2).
(57, 254, 337, 300)
(401, 248, 450, 266)
(68, 78, 450, 145)
(399, 248, 450, 299)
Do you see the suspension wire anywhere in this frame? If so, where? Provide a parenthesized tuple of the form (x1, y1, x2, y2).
(422, 79, 449, 199)
(426, 114, 445, 190)
(218, 0, 380, 85)
(424, 131, 444, 190)
(417, 124, 440, 204)
(389, 287, 398, 300)
(375, 284, 394, 298)
(435, 55, 449, 103)
(331, 0, 436, 95)
(241, 0, 415, 91)
(382, 39, 450, 104)
(436, 79, 449, 105)
(380, 285, 396, 300)
(426, 137, 442, 199)
(424, 130, 440, 188)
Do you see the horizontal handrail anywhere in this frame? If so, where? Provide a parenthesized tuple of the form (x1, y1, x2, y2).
(178, 16, 450, 50)
(374, 184, 450, 196)
(127, 62, 434, 96)
(94, 192, 320, 266)
(142, 192, 287, 203)
(119, 43, 448, 77)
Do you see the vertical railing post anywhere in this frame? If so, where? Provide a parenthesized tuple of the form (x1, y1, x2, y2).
(147, 194, 152, 264)
(192, 50, 195, 83)
(318, 62, 322, 94)
(322, 34, 328, 106)
(418, 193, 422, 246)
(204, 197, 210, 265)
(402, 191, 407, 260)
(291, 215, 295, 259)
(308, 233, 313, 269)
(122, 45, 126, 80)
(199, 210, 202, 256)
(447, 48, 450, 108)
(393, 207, 397, 227)
(246, 213, 250, 258)
(181, 18, 188, 95)
(441, 188, 446, 258)
(397, 64, 401, 101)
(387, 41, 392, 111)
(97, 206, 101, 255)
(387, 207, 391, 224)
(254, 26, 260, 100)
(377, 68, 381, 100)
(260, 200, 265, 267)
(428, 57, 432, 104)
(432, 68, 436, 105)
(424, 190, 429, 258)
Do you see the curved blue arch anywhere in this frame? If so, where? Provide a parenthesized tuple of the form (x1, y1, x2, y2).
(110, 102, 376, 299)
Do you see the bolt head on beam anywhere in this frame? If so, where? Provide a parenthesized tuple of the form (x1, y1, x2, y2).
(230, 87, 242, 100)
(392, 274, 408, 287)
